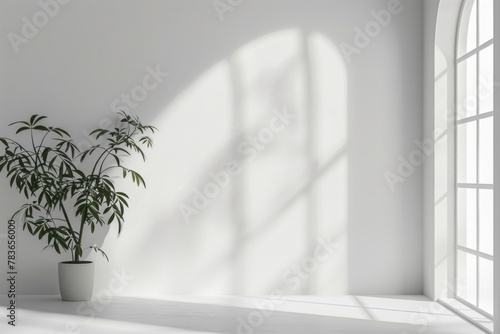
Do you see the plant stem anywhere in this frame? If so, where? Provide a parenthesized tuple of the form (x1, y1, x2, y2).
(75, 210, 87, 262)
(60, 202, 78, 242)
(30, 129, 42, 171)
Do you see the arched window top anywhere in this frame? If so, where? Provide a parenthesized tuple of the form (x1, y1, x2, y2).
(456, 0, 494, 120)
(457, 0, 493, 58)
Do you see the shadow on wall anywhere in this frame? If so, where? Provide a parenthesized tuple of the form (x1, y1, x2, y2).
(106, 28, 349, 296)
(87, 1, 421, 296)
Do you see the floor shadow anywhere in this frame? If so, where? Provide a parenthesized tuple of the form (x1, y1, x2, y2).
(0, 295, 454, 334)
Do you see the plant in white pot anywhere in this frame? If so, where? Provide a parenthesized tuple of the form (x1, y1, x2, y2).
(0, 112, 156, 301)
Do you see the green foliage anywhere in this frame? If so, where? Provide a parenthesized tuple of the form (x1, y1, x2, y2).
(0, 111, 156, 262)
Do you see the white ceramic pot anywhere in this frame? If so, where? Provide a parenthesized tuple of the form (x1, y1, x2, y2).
(58, 261, 94, 301)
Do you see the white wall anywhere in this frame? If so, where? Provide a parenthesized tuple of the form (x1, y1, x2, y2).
(423, 0, 439, 300)
(0, 0, 423, 296)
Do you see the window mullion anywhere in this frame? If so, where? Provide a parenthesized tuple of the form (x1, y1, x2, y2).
(475, 0, 480, 309)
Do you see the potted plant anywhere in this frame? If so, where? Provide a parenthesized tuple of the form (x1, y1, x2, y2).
(0, 112, 156, 301)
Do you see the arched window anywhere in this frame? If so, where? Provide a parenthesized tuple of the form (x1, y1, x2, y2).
(455, 0, 494, 318)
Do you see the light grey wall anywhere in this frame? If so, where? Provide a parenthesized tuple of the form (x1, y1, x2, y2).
(0, 0, 423, 296)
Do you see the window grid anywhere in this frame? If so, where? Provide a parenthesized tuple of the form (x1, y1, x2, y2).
(457, 245, 494, 261)
(456, 111, 493, 125)
(457, 38, 493, 63)
(454, 0, 494, 319)
(457, 183, 493, 189)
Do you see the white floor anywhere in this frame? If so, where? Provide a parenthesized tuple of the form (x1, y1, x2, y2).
(0, 295, 487, 334)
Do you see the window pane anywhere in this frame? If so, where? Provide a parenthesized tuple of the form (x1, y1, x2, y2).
(478, 46, 494, 114)
(478, 0, 493, 45)
(457, 251, 477, 305)
(457, 122, 477, 183)
(458, 0, 477, 57)
(457, 188, 477, 250)
(478, 258, 493, 315)
(478, 117, 493, 183)
(457, 55, 477, 119)
(478, 189, 493, 255)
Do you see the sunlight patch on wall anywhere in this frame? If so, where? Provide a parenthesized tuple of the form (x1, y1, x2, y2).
(100, 29, 348, 296)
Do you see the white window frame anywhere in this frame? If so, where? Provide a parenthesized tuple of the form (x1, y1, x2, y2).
(454, 0, 494, 320)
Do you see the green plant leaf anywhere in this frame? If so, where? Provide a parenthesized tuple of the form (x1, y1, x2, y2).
(53, 127, 70, 137)
(33, 115, 47, 125)
(33, 125, 49, 131)
(89, 246, 109, 262)
(29, 114, 38, 125)
(107, 153, 119, 166)
(9, 121, 30, 128)
(15, 126, 30, 134)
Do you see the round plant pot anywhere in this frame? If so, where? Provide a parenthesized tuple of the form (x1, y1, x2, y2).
(58, 261, 94, 301)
